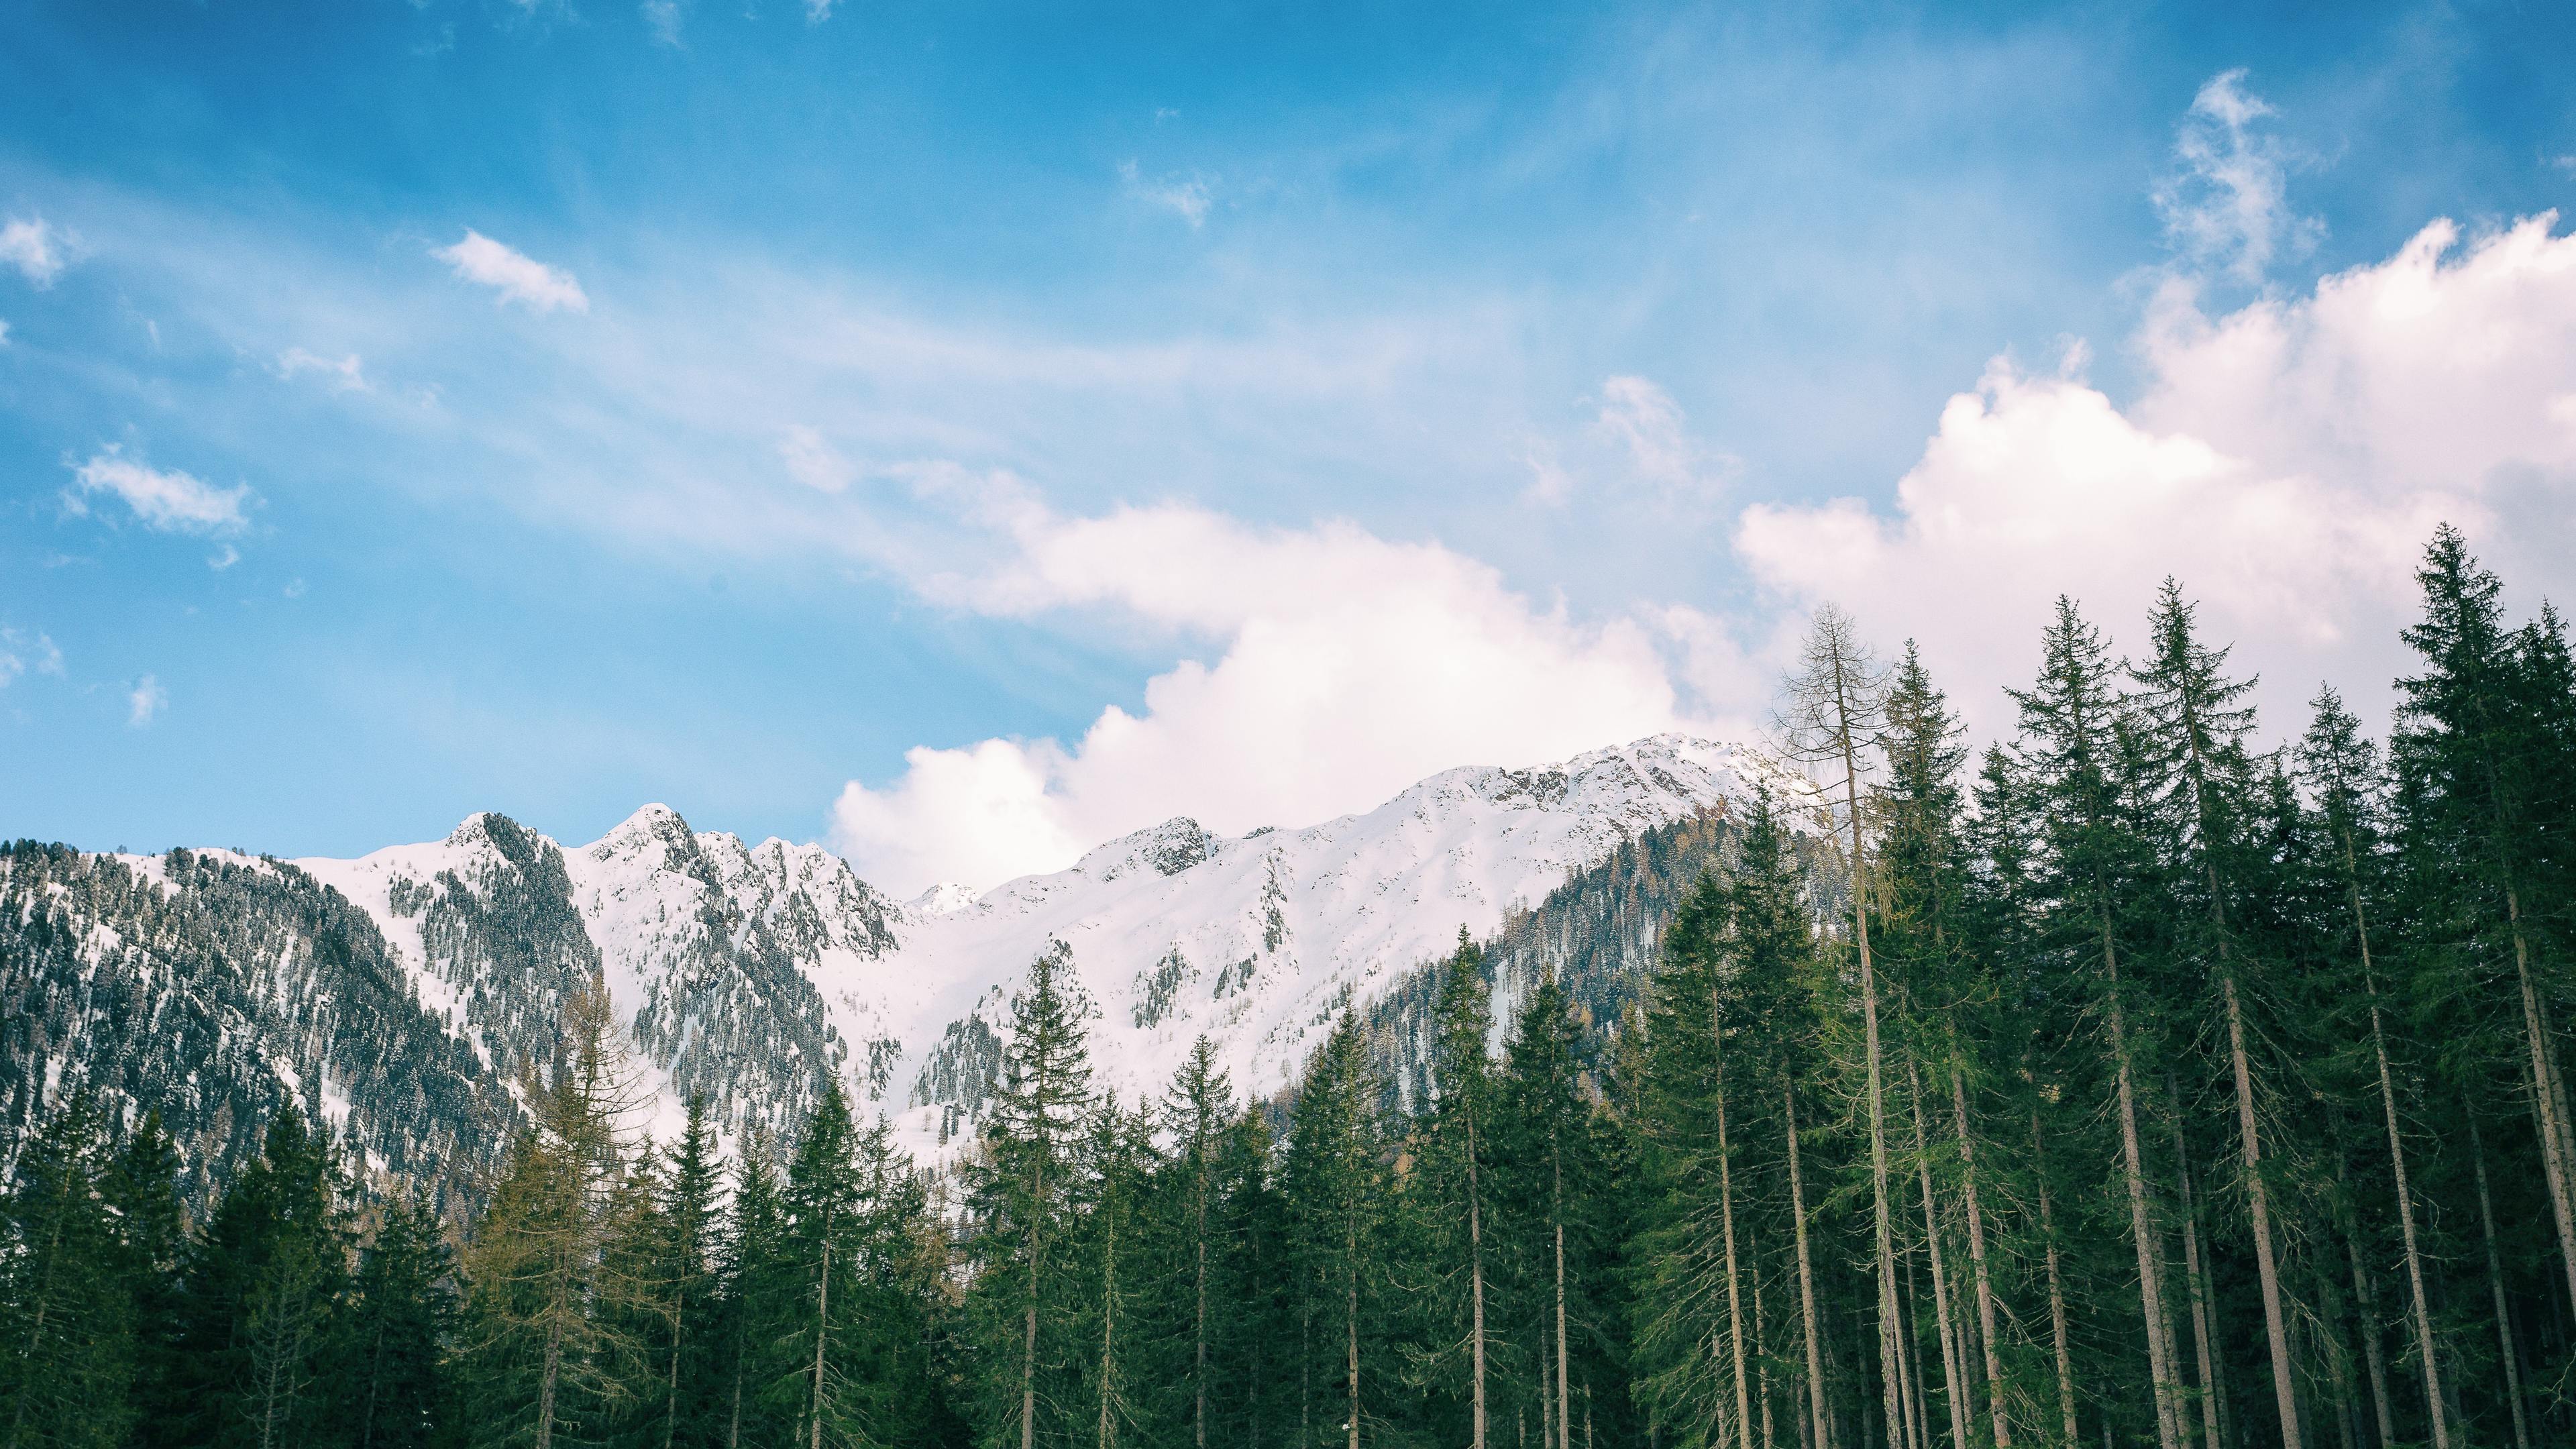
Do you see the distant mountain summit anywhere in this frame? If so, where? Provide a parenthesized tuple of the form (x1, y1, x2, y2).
(1, 733, 1803, 1197)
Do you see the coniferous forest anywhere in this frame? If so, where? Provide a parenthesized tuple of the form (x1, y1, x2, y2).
(11, 524, 2576, 1449)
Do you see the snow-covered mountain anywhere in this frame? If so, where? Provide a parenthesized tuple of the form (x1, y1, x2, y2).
(1, 733, 1799, 1193)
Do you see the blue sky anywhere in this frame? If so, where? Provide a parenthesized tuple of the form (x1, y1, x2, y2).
(5, 0, 2575, 890)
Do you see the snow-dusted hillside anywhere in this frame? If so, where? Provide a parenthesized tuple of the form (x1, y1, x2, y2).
(861, 734, 1790, 1149)
(314, 735, 1795, 1155)
(3, 733, 1797, 1193)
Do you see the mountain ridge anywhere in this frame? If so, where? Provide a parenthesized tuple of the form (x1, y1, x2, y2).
(3, 732, 1808, 1198)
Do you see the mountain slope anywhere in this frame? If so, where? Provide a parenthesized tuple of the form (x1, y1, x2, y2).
(1, 733, 1803, 1197)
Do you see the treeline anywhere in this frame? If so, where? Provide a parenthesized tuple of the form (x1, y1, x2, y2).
(5, 523, 2575, 1449)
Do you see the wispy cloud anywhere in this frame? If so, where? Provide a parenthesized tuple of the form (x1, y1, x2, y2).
(67, 448, 253, 535)
(127, 675, 166, 728)
(0, 627, 64, 688)
(804, 0, 836, 20)
(0, 319, 11, 346)
(0, 217, 65, 287)
(779, 425, 860, 492)
(434, 229, 589, 313)
(641, 0, 686, 47)
(1118, 160, 1213, 227)
(2153, 69, 2320, 284)
(276, 347, 370, 392)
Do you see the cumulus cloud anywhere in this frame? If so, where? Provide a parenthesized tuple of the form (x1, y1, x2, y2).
(276, 347, 370, 392)
(2153, 70, 2320, 284)
(1734, 211, 2576, 734)
(127, 676, 166, 728)
(67, 449, 253, 535)
(1119, 160, 1214, 228)
(434, 230, 589, 313)
(0, 627, 64, 688)
(830, 503, 1718, 894)
(0, 217, 64, 287)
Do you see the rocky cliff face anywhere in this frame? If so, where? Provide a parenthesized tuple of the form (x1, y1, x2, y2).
(0, 733, 1811, 1203)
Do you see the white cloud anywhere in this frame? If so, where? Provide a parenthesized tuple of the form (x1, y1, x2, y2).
(830, 503, 1716, 894)
(0, 627, 64, 688)
(68, 448, 253, 535)
(1119, 160, 1214, 228)
(208, 544, 240, 570)
(641, 0, 686, 46)
(1733, 211, 2576, 735)
(434, 230, 589, 314)
(0, 217, 64, 287)
(805, 0, 835, 19)
(1523, 375, 1736, 506)
(2153, 69, 2320, 284)
(276, 347, 370, 392)
(0, 319, 11, 346)
(779, 425, 859, 492)
(127, 676, 166, 728)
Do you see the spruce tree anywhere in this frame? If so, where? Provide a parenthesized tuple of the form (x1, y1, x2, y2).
(1404, 932, 1499, 1449)
(1284, 1012, 1390, 1449)
(0, 1097, 135, 1449)
(335, 1197, 462, 1449)
(963, 944, 1097, 1449)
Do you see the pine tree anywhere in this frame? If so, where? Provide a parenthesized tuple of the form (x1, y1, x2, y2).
(335, 1197, 462, 1449)
(170, 1102, 352, 1449)
(1284, 1012, 1390, 1449)
(712, 1146, 796, 1449)
(2300, 686, 2449, 1446)
(103, 1111, 186, 1449)
(2009, 596, 2181, 1449)
(1404, 932, 1500, 1449)
(964, 944, 1097, 1449)
(0, 1097, 135, 1449)
(1159, 1038, 1237, 1449)
(2133, 579, 2304, 1449)
(1496, 973, 1625, 1449)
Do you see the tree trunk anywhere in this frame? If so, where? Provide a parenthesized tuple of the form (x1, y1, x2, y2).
(1950, 1075, 2010, 1449)
(1197, 1141, 1210, 1449)
(2101, 929, 2184, 1449)
(2341, 1226, 2392, 1449)
(1788, 1085, 1831, 1449)
(665, 1278, 688, 1449)
(2469, 1111, 2533, 1449)
(1839, 734, 1906, 1449)
(2031, 1110, 2077, 1449)
(2220, 973, 2303, 1449)
(1554, 1131, 1572, 1449)
(1718, 1030, 1756, 1449)
(810, 1224, 832, 1449)
(1097, 1202, 1118, 1449)
(1470, 1109, 1489, 1449)
(1347, 1201, 1362, 1449)
(2504, 882, 2576, 1316)
(2167, 1081, 2220, 1449)
(2339, 830, 2446, 1449)
(1908, 1059, 1970, 1449)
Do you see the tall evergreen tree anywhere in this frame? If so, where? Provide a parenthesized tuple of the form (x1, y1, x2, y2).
(1403, 932, 1500, 1449)
(0, 1097, 134, 1449)
(963, 945, 1097, 1449)
(334, 1198, 462, 1449)
(1283, 1013, 1390, 1449)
